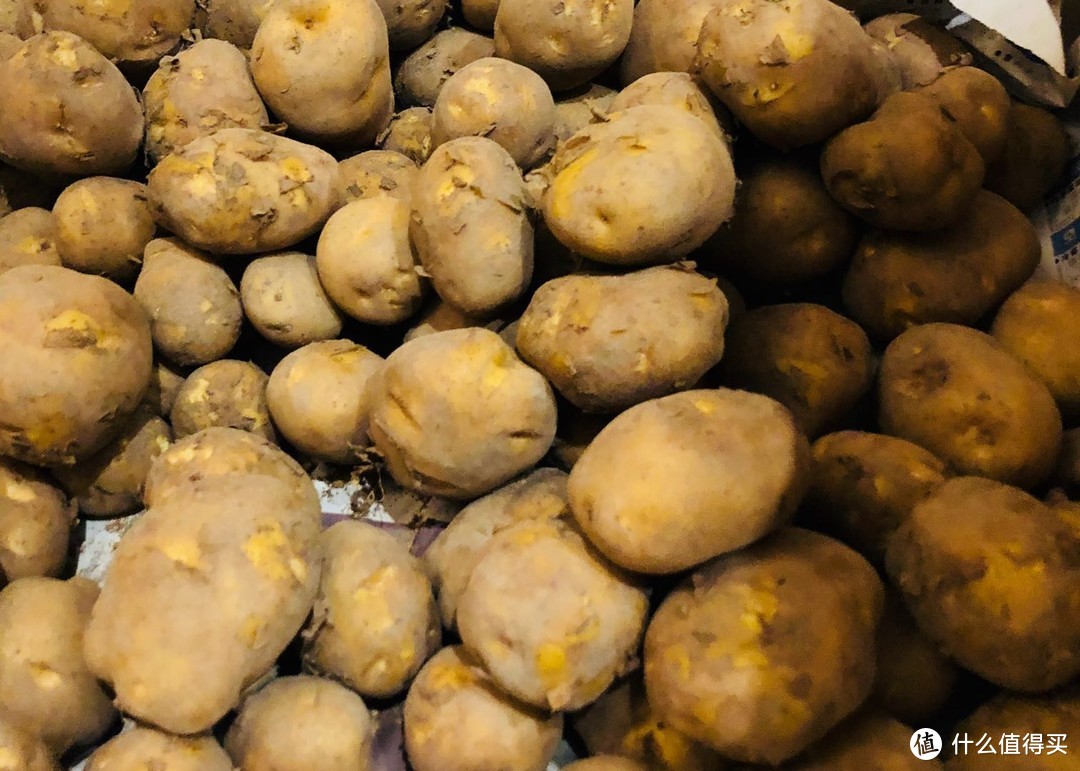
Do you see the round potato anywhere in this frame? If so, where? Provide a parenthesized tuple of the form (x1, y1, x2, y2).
(170, 360, 275, 442)
(395, 28, 495, 108)
(0, 714, 60, 771)
(379, 107, 434, 165)
(404, 646, 564, 771)
(785, 712, 940, 770)
(0, 207, 60, 274)
(200, 0, 275, 49)
(142, 360, 187, 418)
(917, 66, 1010, 164)
(0, 459, 73, 581)
(0, 265, 152, 467)
(368, 328, 557, 499)
(53, 177, 155, 282)
(619, 0, 722, 85)
(644, 528, 884, 765)
(879, 324, 1062, 488)
(863, 13, 972, 89)
(568, 389, 809, 574)
(986, 102, 1069, 211)
(87, 728, 233, 771)
(134, 238, 243, 367)
(240, 252, 343, 347)
(947, 693, 1080, 771)
(373, 0, 444, 51)
(610, 72, 730, 142)
(339, 150, 417, 205)
(0, 32, 142, 176)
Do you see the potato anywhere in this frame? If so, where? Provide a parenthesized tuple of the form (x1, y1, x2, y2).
(225, 676, 374, 771)
(304, 521, 440, 697)
(404, 646, 564, 771)
(458, 517, 648, 711)
(569, 389, 808, 574)
(0, 577, 116, 753)
(719, 304, 873, 438)
(542, 105, 735, 265)
(785, 712, 939, 770)
(0, 460, 73, 581)
(143, 39, 270, 164)
(644, 528, 883, 765)
(316, 198, 427, 324)
(806, 431, 948, 566)
(0, 32, 142, 176)
(374, 0, 445, 51)
(462, 0, 498, 30)
(947, 693, 1080, 771)
(84, 473, 322, 734)
(863, 13, 972, 89)
(87, 728, 233, 771)
(170, 360, 275, 442)
(564, 759, 648, 771)
(619, 0, 720, 85)
(423, 468, 568, 629)
(917, 66, 1010, 164)
(985, 102, 1069, 211)
(251, 0, 393, 148)
(339, 149, 418, 205)
(410, 137, 533, 315)
(0, 715, 60, 771)
(378, 107, 434, 165)
(240, 252, 344, 347)
(886, 477, 1080, 691)
(395, 29, 495, 108)
(516, 265, 729, 413)
(552, 84, 616, 145)
(879, 324, 1062, 488)
(694, 0, 890, 149)
(431, 58, 555, 169)
(200, 0, 275, 49)
(147, 128, 340, 255)
(0, 207, 60, 274)
(0, 265, 152, 467)
(368, 328, 557, 499)
(842, 190, 1039, 341)
(403, 299, 491, 342)
(134, 238, 243, 366)
(494, 0, 633, 92)
(708, 157, 857, 285)
(610, 72, 731, 142)
(992, 280, 1080, 421)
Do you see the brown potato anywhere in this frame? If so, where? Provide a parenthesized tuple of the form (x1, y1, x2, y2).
(461, 0, 498, 30)
(395, 28, 495, 107)
(917, 66, 1011, 164)
(170, 360, 275, 442)
(619, 0, 721, 85)
(863, 13, 972, 89)
(611, 72, 731, 143)
(339, 149, 418, 205)
(378, 107, 434, 165)
(985, 102, 1069, 211)
(0, 714, 60, 771)
(784, 712, 940, 770)
(879, 324, 1062, 488)
(87, 728, 233, 771)
(374, 0, 445, 51)
(0, 207, 60, 274)
(200, 0, 275, 49)
(240, 251, 344, 347)
(0, 459, 73, 581)
(946, 693, 1080, 771)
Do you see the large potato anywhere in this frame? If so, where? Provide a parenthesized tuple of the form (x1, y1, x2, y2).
(240, 251, 344, 347)
(644, 528, 883, 765)
(542, 105, 735, 265)
(0, 714, 59, 771)
(147, 128, 340, 255)
(251, 0, 393, 148)
(87, 728, 233, 771)
(0, 460, 73, 580)
(986, 102, 1069, 211)
(368, 328, 557, 499)
(0, 32, 142, 176)
(879, 324, 1062, 488)
(619, 0, 722, 85)
(947, 693, 1080, 771)
(170, 360, 275, 441)
(0, 265, 152, 467)
(0, 207, 60, 274)
(568, 389, 808, 574)
(53, 177, 155, 282)
(516, 265, 729, 413)
(395, 28, 495, 108)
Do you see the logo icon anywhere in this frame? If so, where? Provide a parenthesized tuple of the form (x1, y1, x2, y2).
(911, 729, 943, 760)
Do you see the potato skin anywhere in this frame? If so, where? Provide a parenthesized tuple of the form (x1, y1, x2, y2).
(395, 28, 495, 108)
(886, 477, 1080, 692)
(986, 103, 1069, 211)
(0, 265, 152, 467)
(644, 529, 883, 765)
(569, 389, 809, 574)
(863, 13, 972, 90)
(170, 360, 275, 442)
(516, 265, 729, 413)
(53, 178, 155, 282)
(134, 238, 243, 366)
(0, 577, 117, 753)
(879, 324, 1062, 488)
(552, 84, 616, 145)
(946, 693, 1080, 771)
(917, 66, 1010, 164)
(619, 0, 722, 85)
(0, 207, 60, 274)
(404, 646, 564, 771)
(785, 712, 940, 770)
(0, 32, 142, 176)
(374, 0, 445, 51)
(368, 328, 557, 499)
(0, 460, 73, 580)
(379, 107, 434, 165)
(147, 128, 340, 255)
(0, 714, 60, 771)
(338, 150, 417, 205)
(240, 251, 343, 347)
(610, 72, 731, 142)
(87, 729, 232, 771)
(200, 0, 275, 49)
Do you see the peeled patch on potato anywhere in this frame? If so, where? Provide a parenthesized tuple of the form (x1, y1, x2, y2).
(87, 727, 233, 771)
(170, 360, 275, 442)
(0, 459, 74, 581)
(241, 252, 343, 348)
(379, 107, 435, 165)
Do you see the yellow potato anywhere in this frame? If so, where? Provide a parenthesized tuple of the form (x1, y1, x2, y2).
(240, 251, 344, 347)
(170, 360, 275, 442)
(53, 177, 155, 282)
(0, 459, 74, 580)
(0, 207, 60, 274)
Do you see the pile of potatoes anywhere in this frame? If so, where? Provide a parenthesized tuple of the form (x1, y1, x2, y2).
(0, 0, 1079, 767)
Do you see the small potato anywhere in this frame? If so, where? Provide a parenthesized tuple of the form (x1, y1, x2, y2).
(986, 103, 1069, 211)
(87, 728, 233, 771)
(458, 517, 648, 711)
(610, 72, 731, 142)
(339, 150, 418, 205)
(917, 66, 1011, 164)
(564, 759, 648, 771)
(373, 0, 445, 51)
(863, 13, 972, 89)
(0, 265, 153, 467)
(619, 0, 722, 85)
(494, 0, 633, 92)
(410, 137, 533, 315)
(316, 198, 427, 324)
(395, 28, 495, 108)
(147, 128, 340, 255)
(170, 360, 275, 441)
(378, 107, 434, 165)
(251, 0, 393, 148)
(842, 190, 1039, 341)
(552, 84, 616, 145)
(784, 713, 939, 770)
(0, 714, 60, 771)
(879, 324, 1062, 488)
(0, 207, 60, 274)
(991, 280, 1080, 420)
(0, 577, 117, 753)
(53, 177, 155, 282)
(226, 677, 374, 771)
(719, 304, 873, 438)
(404, 646, 564, 771)
(569, 389, 809, 574)
(0, 32, 142, 176)
(516, 265, 729, 413)
(368, 328, 557, 499)
(0, 459, 73, 580)
(947, 693, 1080, 771)
(543, 105, 735, 265)
(143, 39, 270, 164)
(200, 0, 275, 49)
(240, 252, 344, 347)
(886, 477, 1080, 691)
(644, 529, 883, 765)
(134, 238, 242, 367)
(304, 521, 440, 697)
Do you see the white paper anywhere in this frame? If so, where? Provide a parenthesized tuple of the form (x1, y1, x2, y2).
(951, 0, 1067, 72)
